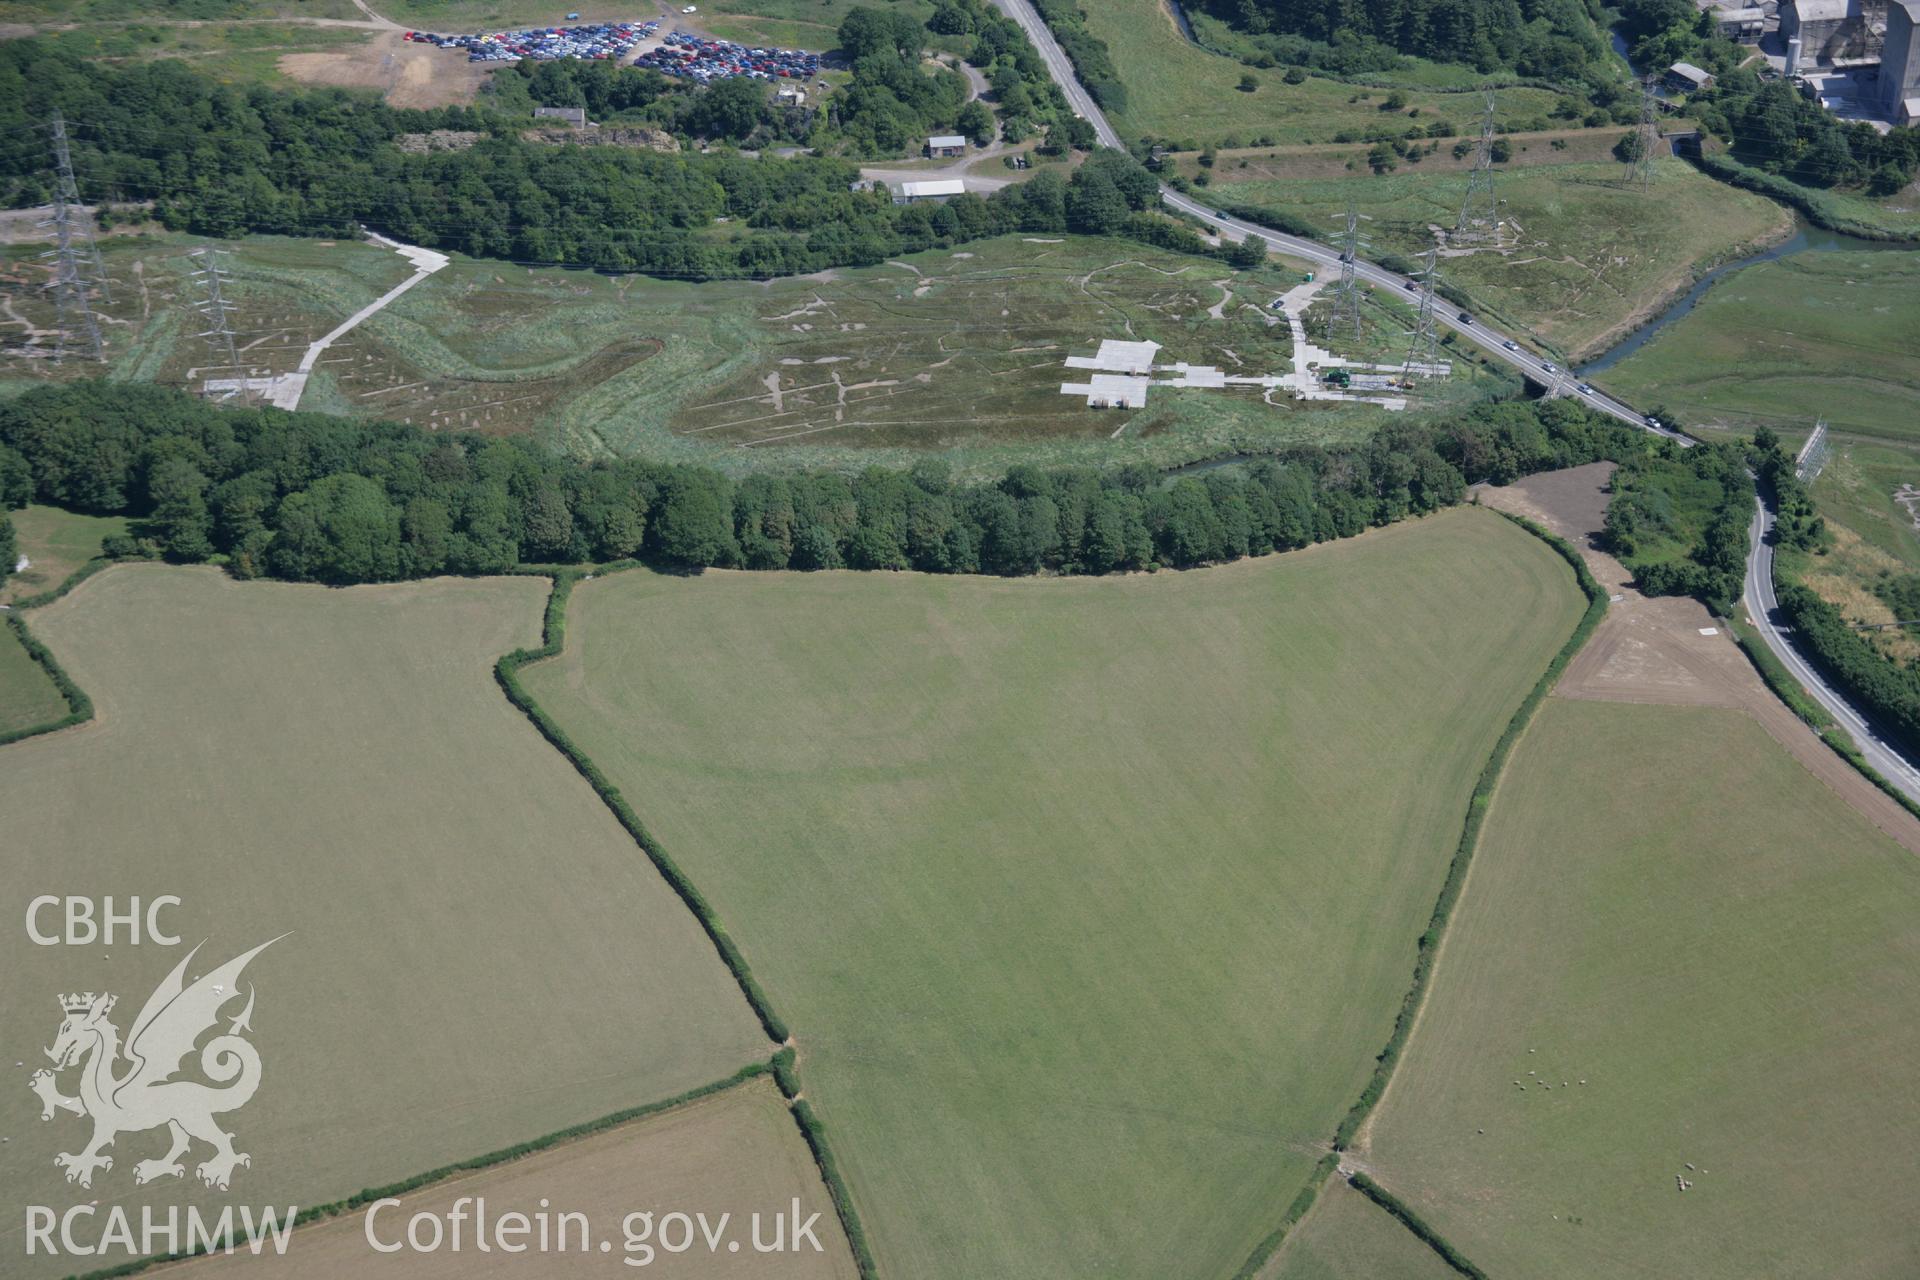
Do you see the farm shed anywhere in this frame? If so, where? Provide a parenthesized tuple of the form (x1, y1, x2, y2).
(896, 179, 966, 204)
(925, 134, 967, 157)
(1665, 61, 1716, 91)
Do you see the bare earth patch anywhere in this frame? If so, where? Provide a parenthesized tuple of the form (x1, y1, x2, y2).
(280, 31, 491, 108)
(1475, 463, 1920, 855)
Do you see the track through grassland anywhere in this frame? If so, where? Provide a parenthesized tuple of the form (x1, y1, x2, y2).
(523, 508, 1585, 1280)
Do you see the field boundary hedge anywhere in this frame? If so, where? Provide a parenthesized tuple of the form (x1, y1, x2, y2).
(0, 612, 92, 746)
(72, 1062, 777, 1280)
(494, 568, 790, 1044)
(0, 554, 116, 747)
(494, 567, 879, 1278)
(1228, 1153, 1340, 1278)
(1222, 510, 1603, 1276)
(1347, 1171, 1489, 1278)
(1332, 509, 1604, 1153)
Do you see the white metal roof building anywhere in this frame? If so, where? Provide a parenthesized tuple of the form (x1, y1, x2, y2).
(897, 178, 966, 202)
(1064, 339, 1162, 375)
(926, 134, 967, 150)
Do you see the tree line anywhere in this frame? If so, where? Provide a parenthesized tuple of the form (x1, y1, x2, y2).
(0, 383, 1646, 587)
(0, 34, 1166, 280)
(1193, 0, 1613, 82)
(1694, 74, 1920, 196)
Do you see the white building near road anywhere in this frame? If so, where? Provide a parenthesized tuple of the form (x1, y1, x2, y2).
(896, 178, 966, 203)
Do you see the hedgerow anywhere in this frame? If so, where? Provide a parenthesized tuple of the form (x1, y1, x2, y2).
(72, 1062, 773, 1280)
(0, 613, 94, 747)
(1229, 1153, 1340, 1279)
(1347, 1171, 1488, 1278)
(1333, 512, 1605, 1150)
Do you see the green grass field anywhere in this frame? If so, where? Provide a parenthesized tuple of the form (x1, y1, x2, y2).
(1264, 1179, 1459, 1280)
(1, 566, 770, 1278)
(1605, 248, 1920, 442)
(0, 621, 64, 736)
(1211, 159, 1788, 360)
(1363, 698, 1920, 1279)
(1, 232, 1488, 475)
(1811, 441, 1920, 573)
(1075, 0, 1561, 145)
(1, 504, 127, 604)
(522, 508, 1585, 1280)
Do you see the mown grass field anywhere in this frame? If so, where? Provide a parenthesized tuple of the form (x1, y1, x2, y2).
(0, 566, 770, 1279)
(0, 232, 1483, 475)
(523, 509, 1585, 1280)
(196, 1077, 858, 1278)
(1363, 698, 1920, 1280)
(0, 503, 126, 604)
(0, 621, 63, 735)
(1211, 158, 1788, 359)
(1075, 0, 1561, 144)
(1605, 248, 1920, 442)
(1263, 1179, 1459, 1280)
(691, 0, 933, 50)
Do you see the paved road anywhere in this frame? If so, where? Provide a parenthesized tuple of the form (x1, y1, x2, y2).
(1745, 495, 1920, 803)
(986, 0, 1685, 441)
(994, 0, 1920, 794)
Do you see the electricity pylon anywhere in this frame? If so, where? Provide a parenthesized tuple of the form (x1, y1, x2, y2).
(1403, 244, 1442, 378)
(1632, 76, 1660, 192)
(1455, 90, 1500, 244)
(191, 245, 246, 401)
(1325, 201, 1364, 347)
(40, 109, 106, 361)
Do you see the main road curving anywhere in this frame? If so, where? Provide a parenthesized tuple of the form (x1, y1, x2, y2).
(990, 0, 1920, 795)
(1747, 495, 1920, 804)
(986, 0, 1685, 442)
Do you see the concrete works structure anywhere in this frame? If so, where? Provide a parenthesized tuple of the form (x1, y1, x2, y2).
(1782, 0, 1886, 64)
(1056, 289, 1445, 413)
(202, 233, 449, 412)
(1882, 0, 1920, 118)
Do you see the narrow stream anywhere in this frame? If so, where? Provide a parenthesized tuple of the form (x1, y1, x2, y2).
(1576, 222, 1910, 376)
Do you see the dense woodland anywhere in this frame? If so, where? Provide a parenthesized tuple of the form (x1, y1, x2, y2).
(496, 1, 1073, 158)
(1194, 0, 1613, 80)
(1603, 439, 1755, 616)
(0, 384, 1644, 584)
(0, 35, 1179, 278)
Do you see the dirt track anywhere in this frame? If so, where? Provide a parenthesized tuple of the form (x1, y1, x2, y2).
(1477, 463, 1920, 856)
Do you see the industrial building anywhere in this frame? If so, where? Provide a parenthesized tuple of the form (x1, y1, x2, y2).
(1881, 0, 1920, 119)
(1781, 0, 1887, 65)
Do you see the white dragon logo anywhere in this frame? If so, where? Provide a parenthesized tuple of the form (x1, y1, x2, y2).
(28, 937, 283, 1191)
